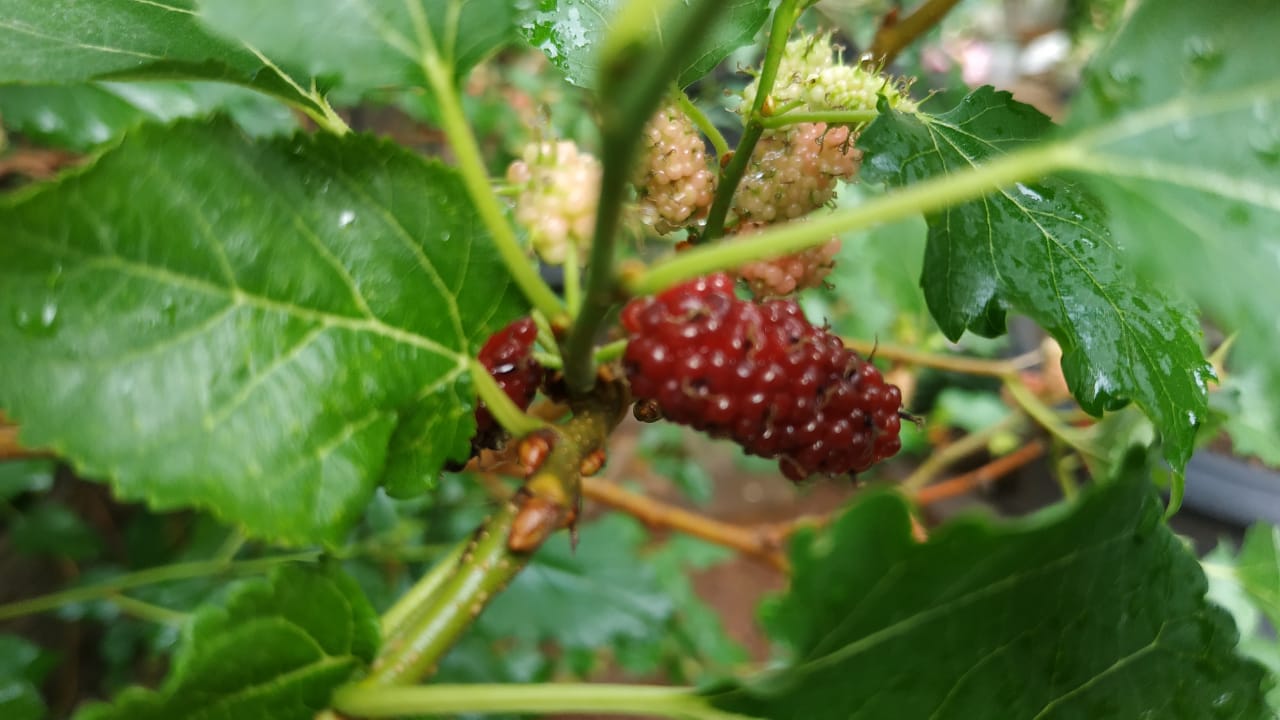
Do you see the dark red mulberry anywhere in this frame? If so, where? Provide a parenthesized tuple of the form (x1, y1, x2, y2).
(474, 317, 544, 449)
(621, 274, 902, 481)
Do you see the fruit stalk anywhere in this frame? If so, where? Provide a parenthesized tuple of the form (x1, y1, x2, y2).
(357, 385, 629, 687)
(563, 0, 731, 394)
(700, 0, 805, 241)
(408, 7, 566, 324)
(333, 683, 756, 719)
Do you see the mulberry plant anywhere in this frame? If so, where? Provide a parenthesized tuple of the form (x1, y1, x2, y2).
(0, 1, 1274, 720)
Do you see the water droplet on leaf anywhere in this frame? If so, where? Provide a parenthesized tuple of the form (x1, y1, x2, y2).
(1183, 36, 1223, 80)
(1249, 124, 1280, 165)
(12, 298, 60, 338)
(338, 209, 356, 228)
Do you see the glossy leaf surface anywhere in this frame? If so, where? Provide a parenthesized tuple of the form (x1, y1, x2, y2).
(0, 120, 526, 544)
(74, 564, 378, 720)
(0, 0, 322, 114)
(199, 0, 515, 98)
(519, 0, 771, 88)
(1062, 0, 1280, 447)
(861, 87, 1212, 471)
(707, 459, 1270, 719)
(0, 83, 296, 151)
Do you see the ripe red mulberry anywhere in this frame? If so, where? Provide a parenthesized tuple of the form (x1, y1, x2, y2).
(474, 317, 544, 447)
(621, 274, 903, 481)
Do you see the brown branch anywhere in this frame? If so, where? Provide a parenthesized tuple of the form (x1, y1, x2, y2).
(769, 439, 1046, 544)
(844, 337, 1040, 378)
(914, 440, 1046, 506)
(582, 476, 790, 572)
(0, 424, 50, 460)
(866, 0, 964, 67)
(899, 412, 1024, 492)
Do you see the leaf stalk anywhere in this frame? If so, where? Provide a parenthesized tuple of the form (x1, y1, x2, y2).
(629, 142, 1076, 294)
(332, 683, 755, 720)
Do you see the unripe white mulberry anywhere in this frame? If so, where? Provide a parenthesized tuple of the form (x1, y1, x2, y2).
(733, 221, 842, 298)
(506, 140, 600, 265)
(731, 122, 862, 224)
(635, 103, 717, 234)
(742, 31, 915, 116)
(743, 33, 839, 111)
(805, 63, 914, 113)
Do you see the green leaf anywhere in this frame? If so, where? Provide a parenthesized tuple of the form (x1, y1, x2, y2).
(0, 459, 54, 501)
(1059, 0, 1280, 446)
(0, 0, 323, 116)
(1229, 524, 1280, 633)
(811, 205, 932, 343)
(1216, 362, 1280, 468)
(622, 535, 747, 679)
(0, 634, 55, 720)
(934, 387, 1012, 434)
(0, 119, 527, 545)
(519, 0, 771, 89)
(73, 563, 378, 720)
(1204, 525, 1280, 713)
(705, 456, 1271, 719)
(860, 87, 1212, 472)
(9, 502, 103, 561)
(478, 515, 674, 654)
(198, 0, 514, 99)
(0, 83, 296, 152)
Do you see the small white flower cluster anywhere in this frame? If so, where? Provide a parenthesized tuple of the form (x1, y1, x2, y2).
(506, 140, 601, 265)
(635, 103, 717, 235)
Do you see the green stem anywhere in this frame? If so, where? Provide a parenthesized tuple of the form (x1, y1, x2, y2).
(467, 358, 549, 437)
(379, 541, 466, 639)
(759, 109, 880, 129)
(1004, 374, 1103, 459)
(700, 0, 804, 242)
(213, 527, 247, 562)
(701, 122, 763, 241)
(563, 0, 730, 395)
(564, 243, 583, 317)
(305, 98, 352, 137)
(0, 552, 318, 622)
(360, 502, 530, 686)
(629, 142, 1075, 294)
(108, 594, 189, 626)
(533, 350, 564, 370)
(594, 338, 628, 364)
(411, 17, 566, 324)
(900, 412, 1025, 493)
(332, 683, 756, 720)
(678, 92, 730, 158)
(531, 310, 559, 355)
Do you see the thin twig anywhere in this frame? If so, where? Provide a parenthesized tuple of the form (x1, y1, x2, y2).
(843, 337, 1042, 377)
(0, 552, 319, 622)
(0, 425, 49, 460)
(700, 0, 804, 242)
(914, 440, 1046, 506)
(1004, 374, 1103, 458)
(899, 412, 1024, 492)
(867, 0, 964, 67)
(582, 477, 789, 572)
(769, 438, 1047, 543)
